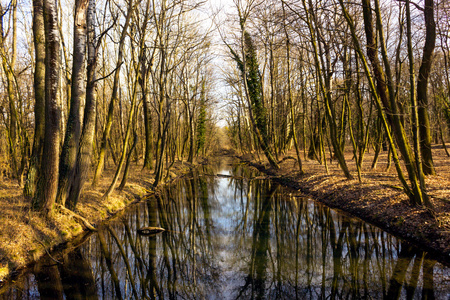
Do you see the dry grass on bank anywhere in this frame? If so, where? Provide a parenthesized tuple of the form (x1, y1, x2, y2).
(242, 145, 450, 260)
(0, 160, 194, 281)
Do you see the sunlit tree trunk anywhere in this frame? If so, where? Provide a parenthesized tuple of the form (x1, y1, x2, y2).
(57, 0, 89, 206)
(65, 0, 98, 210)
(338, 0, 433, 208)
(0, 1, 20, 181)
(405, 0, 430, 207)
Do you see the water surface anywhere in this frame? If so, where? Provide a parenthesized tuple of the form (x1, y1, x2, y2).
(1, 164, 449, 299)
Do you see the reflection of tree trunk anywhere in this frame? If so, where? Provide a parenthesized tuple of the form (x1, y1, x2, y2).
(146, 200, 161, 299)
(107, 226, 139, 299)
(330, 219, 347, 299)
(385, 246, 415, 300)
(199, 176, 212, 246)
(58, 248, 98, 299)
(239, 182, 277, 299)
(406, 252, 424, 300)
(34, 259, 64, 300)
(421, 253, 436, 300)
(97, 227, 123, 300)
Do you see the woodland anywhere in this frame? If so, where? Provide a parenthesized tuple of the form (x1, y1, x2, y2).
(0, 0, 449, 233)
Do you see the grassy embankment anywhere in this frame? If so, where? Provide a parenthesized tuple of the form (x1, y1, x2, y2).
(0, 161, 195, 282)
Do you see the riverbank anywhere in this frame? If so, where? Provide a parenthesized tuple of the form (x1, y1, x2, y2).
(0, 161, 196, 282)
(236, 146, 450, 264)
(1, 148, 449, 283)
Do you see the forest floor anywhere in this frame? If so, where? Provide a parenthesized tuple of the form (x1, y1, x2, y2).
(235, 145, 450, 265)
(0, 159, 196, 283)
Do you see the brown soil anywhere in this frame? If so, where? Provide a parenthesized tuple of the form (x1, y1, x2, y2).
(235, 146, 450, 265)
(0, 160, 195, 282)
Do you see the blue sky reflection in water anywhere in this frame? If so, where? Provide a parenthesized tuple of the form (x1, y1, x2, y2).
(1, 164, 449, 299)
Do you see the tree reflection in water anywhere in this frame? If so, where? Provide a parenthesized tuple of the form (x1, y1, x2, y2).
(1, 164, 449, 299)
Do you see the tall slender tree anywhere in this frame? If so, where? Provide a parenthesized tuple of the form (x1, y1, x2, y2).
(25, 0, 46, 198)
(32, 0, 62, 213)
(57, 0, 89, 206)
(417, 0, 437, 175)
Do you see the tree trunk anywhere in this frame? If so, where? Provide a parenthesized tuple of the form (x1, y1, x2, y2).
(65, 0, 97, 210)
(405, 0, 431, 207)
(338, 0, 433, 208)
(417, 0, 436, 175)
(25, 0, 46, 198)
(282, 1, 303, 174)
(92, 0, 133, 186)
(118, 132, 138, 191)
(0, 1, 19, 181)
(142, 93, 154, 169)
(57, 0, 89, 206)
(230, 30, 279, 169)
(301, 0, 352, 179)
(32, 0, 61, 213)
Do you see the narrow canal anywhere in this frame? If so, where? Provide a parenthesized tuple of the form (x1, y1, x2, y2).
(1, 163, 449, 299)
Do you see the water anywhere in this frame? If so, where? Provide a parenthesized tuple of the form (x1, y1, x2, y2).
(1, 163, 449, 299)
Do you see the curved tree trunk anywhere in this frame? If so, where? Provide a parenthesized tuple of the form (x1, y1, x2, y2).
(417, 0, 437, 175)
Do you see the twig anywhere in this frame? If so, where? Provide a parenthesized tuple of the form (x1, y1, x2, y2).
(34, 239, 62, 265)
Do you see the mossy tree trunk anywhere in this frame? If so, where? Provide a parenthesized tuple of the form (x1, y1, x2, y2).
(338, 0, 433, 208)
(229, 28, 279, 170)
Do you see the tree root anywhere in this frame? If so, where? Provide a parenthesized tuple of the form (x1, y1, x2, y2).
(34, 238, 62, 264)
(56, 204, 97, 231)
